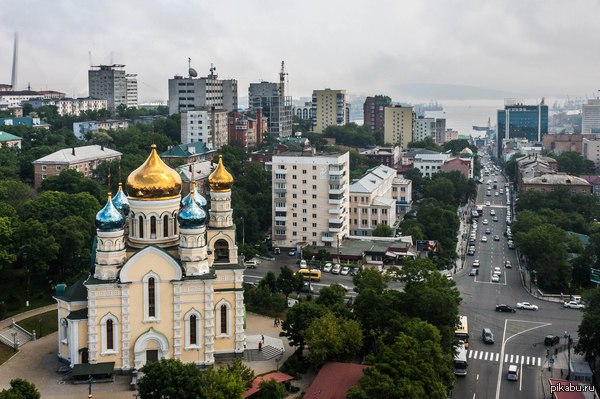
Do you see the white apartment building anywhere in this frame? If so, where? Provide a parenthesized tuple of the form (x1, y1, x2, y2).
(55, 98, 108, 116)
(180, 108, 228, 149)
(126, 74, 138, 108)
(384, 105, 414, 149)
(413, 117, 436, 142)
(582, 99, 600, 134)
(0, 91, 44, 107)
(312, 89, 348, 133)
(349, 165, 413, 236)
(168, 68, 238, 115)
(88, 65, 129, 113)
(413, 152, 452, 178)
(582, 137, 600, 169)
(271, 150, 350, 248)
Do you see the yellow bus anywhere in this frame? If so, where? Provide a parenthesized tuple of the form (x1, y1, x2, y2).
(297, 268, 321, 282)
(455, 315, 469, 349)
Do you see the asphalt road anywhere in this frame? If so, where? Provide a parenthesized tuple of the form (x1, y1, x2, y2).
(453, 161, 583, 399)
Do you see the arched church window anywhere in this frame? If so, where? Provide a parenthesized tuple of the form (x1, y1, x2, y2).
(174, 213, 178, 234)
(220, 304, 227, 334)
(150, 216, 157, 238)
(163, 215, 169, 237)
(190, 314, 197, 345)
(214, 239, 229, 263)
(106, 319, 114, 350)
(148, 277, 156, 317)
(139, 216, 144, 238)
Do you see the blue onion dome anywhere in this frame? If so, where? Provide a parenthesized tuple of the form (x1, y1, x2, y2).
(180, 181, 207, 209)
(178, 192, 207, 229)
(112, 182, 130, 216)
(95, 193, 125, 231)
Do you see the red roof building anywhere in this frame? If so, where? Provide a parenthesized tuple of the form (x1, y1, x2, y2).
(304, 362, 367, 399)
(243, 372, 294, 398)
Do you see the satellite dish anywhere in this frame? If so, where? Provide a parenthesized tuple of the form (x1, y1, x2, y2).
(188, 68, 198, 78)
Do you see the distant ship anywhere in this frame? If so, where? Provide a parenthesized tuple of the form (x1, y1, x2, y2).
(473, 117, 493, 131)
(419, 100, 443, 111)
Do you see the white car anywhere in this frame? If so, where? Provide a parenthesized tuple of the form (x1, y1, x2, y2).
(517, 302, 539, 310)
(485, 201, 491, 206)
(483, 219, 489, 225)
(563, 301, 584, 309)
(323, 263, 333, 273)
(492, 274, 500, 283)
(481, 236, 488, 242)
(473, 259, 480, 267)
(493, 266, 501, 275)
(300, 260, 307, 268)
(490, 210, 496, 216)
(340, 266, 350, 275)
(331, 264, 341, 274)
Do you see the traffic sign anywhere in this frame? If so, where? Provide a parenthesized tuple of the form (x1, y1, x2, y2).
(549, 356, 555, 364)
(591, 268, 600, 284)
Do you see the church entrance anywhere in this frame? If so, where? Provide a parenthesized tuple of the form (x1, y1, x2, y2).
(214, 239, 229, 263)
(80, 348, 89, 364)
(146, 350, 158, 363)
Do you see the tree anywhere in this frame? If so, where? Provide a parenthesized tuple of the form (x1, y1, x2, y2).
(398, 217, 425, 240)
(276, 266, 303, 303)
(259, 271, 278, 293)
(347, 319, 453, 399)
(224, 358, 254, 389)
(0, 217, 16, 270)
(281, 302, 328, 349)
(315, 284, 347, 308)
(576, 288, 600, 360)
(0, 378, 40, 399)
(402, 168, 424, 200)
(257, 379, 287, 399)
(443, 139, 477, 156)
(40, 169, 103, 201)
(553, 151, 596, 175)
(305, 312, 363, 365)
(423, 177, 455, 206)
(416, 199, 459, 261)
(408, 137, 442, 152)
(372, 223, 393, 237)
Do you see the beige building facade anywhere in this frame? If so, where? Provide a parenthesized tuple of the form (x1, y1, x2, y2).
(312, 89, 347, 133)
(383, 105, 414, 149)
(181, 108, 228, 149)
(271, 150, 350, 248)
(583, 137, 600, 169)
(54, 147, 244, 372)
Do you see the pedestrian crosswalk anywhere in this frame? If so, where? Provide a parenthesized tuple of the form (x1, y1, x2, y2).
(467, 350, 542, 366)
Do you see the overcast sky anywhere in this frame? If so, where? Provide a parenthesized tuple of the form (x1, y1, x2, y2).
(1, 0, 599, 104)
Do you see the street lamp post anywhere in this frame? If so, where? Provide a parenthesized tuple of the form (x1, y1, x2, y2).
(566, 334, 572, 380)
(11, 332, 17, 352)
(240, 217, 245, 246)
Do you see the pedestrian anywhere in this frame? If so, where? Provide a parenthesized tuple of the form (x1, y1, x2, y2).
(258, 341, 262, 351)
(261, 335, 264, 343)
(274, 318, 277, 327)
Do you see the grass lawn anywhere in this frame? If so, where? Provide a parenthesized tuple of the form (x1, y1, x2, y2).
(0, 342, 16, 365)
(17, 310, 58, 338)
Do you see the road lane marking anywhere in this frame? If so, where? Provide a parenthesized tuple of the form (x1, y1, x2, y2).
(509, 354, 513, 363)
(537, 358, 542, 367)
(526, 356, 530, 365)
(484, 352, 489, 361)
(519, 358, 523, 391)
(495, 353, 499, 362)
(470, 350, 476, 359)
(479, 351, 484, 360)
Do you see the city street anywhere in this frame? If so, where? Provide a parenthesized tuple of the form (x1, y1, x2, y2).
(452, 161, 583, 399)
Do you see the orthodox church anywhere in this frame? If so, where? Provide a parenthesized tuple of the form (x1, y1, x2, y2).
(54, 145, 246, 371)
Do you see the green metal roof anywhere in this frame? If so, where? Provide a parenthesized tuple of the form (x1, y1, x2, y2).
(160, 142, 215, 158)
(55, 277, 88, 302)
(0, 131, 22, 141)
(72, 362, 115, 378)
(67, 308, 88, 320)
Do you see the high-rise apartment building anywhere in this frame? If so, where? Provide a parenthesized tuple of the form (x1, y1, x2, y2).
(363, 95, 391, 132)
(228, 109, 266, 151)
(435, 118, 446, 144)
(180, 107, 228, 149)
(312, 89, 348, 133)
(582, 99, 600, 134)
(413, 116, 436, 142)
(271, 150, 350, 248)
(88, 64, 133, 113)
(383, 105, 414, 149)
(126, 74, 138, 108)
(168, 66, 238, 115)
(497, 100, 548, 158)
(248, 82, 292, 137)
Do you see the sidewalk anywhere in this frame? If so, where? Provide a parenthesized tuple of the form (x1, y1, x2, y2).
(539, 341, 589, 398)
(0, 304, 56, 330)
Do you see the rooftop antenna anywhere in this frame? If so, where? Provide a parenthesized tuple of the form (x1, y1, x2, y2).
(188, 57, 198, 78)
(88, 51, 93, 67)
(209, 63, 216, 78)
(11, 32, 18, 90)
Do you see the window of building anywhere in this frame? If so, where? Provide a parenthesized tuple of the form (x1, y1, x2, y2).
(100, 314, 118, 354)
(312, 223, 317, 227)
(312, 214, 317, 218)
(292, 231, 297, 236)
(163, 215, 169, 237)
(312, 194, 317, 199)
(190, 314, 198, 346)
(60, 319, 68, 344)
(148, 277, 156, 317)
(312, 204, 317, 209)
(312, 185, 317, 190)
(150, 216, 157, 238)
(138, 216, 144, 238)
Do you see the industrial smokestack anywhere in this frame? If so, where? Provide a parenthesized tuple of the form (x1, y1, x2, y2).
(11, 32, 18, 90)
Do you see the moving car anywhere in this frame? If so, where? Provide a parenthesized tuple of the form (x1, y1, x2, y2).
(507, 365, 519, 381)
(473, 259, 480, 267)
(299, 260, 307, 268)
(300, 282, 315, 293)
(469, 269, 479, 276)
(481, 236, 488, 243)
(331, 264, 341, 274)
(496, 304, 516, 313)
(482, 328, 495, 344)
(494, 267, 501, 275)
(288, 249, 296, 256)
(493, 216, 499, 222)
(517, 302, 538, 310)
(340, 266, 350, 276)
(563, 301, 584, 309)
(350, 267, 360, 276)
(483, 219, 489, 225)
(485, 228, 491, 235)
(494, 235, 500, 241)
(244, 260, 257, 269)
(505, 260, 512, 268)
(485, 201, 491, 206)
(323, 263, 333, 273)
(490, 209, 496, 216)
(544, 335, 560, 346)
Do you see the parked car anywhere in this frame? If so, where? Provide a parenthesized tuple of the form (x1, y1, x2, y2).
(494, 235, 500, 241)
(299, 260, 307, 268)
(469, 269, 479, 276)
(473, 259, 480, 267)
(323, 263, 333, 273)
(331, 264, 341, 274)
(492, 274, 500, 283)
(481, 236, 488, 243)
(517, 302, 539, 310)
(300, 282, 314, 293)
(244, 260, 257, 269)
(340, 266, 350, 276)
(563, 301, 584, 309)
(350, 267, 360, 276)
(495, 304, 516, 313)
(544, 335, 560, 346)
(494, 267, 501, 276)
(288, 249, 296, 256)
(507, 241, 515, 249)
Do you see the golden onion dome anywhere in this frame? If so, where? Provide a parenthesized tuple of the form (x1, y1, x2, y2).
(208, 155, 234, 192)
(126, 144, 182, 200)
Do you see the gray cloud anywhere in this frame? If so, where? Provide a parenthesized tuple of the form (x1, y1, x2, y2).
(1, 0, 599, 103)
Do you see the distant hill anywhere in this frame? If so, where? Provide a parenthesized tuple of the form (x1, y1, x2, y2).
(395, 83, 520, 100)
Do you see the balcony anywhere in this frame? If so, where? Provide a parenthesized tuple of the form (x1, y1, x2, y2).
(328, 198, 342, 205)
(274, 216, 287, 222)
(329, 217, 343, 224)
(328, 208, 340, 214)
(275, 206, 287, 212)
(328, 226, 341, 233)
(328, 169, 344, 176)
(329, 187, 345, 195)
(321, 235, 334, 242)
